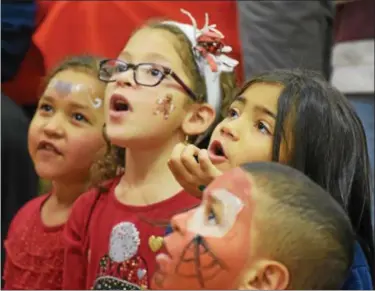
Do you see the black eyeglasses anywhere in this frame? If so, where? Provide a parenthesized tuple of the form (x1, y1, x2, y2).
(99, 59, 198, 102)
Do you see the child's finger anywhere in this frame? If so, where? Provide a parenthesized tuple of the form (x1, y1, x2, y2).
(198, 149, 222, 178)
(169, 143, 196, 183)
(179, 181, 204, 199)
(170, 143, 186, 162)
(168, 158, 196, 186)
(180, 144, 202, 176)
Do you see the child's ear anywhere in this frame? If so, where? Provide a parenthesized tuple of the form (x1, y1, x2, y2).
(239, 260, 290, 290)
(181, 103, 216, 136)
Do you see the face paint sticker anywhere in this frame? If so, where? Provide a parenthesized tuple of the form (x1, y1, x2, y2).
(49, 80, 74, 98)
(84, 85, 103, 109)
(154, 95, 175, 120)
(47, 80, 103, 109)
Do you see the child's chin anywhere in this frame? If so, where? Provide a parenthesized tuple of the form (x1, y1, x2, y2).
(214, 162, 231, 172)
(35, 165, 63, 181)
(109, 135, 158, 150)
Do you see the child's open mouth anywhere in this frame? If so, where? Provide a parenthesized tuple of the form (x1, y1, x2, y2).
(109, 94, 133, 120)
(110, 94, 132, 112)
(37, 141, 62, 155)
(208, 140, 228, 164)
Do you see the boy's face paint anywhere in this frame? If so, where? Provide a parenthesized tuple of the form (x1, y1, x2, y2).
(151, 168, 255, 290)
(154, 95, 176, 120)
(28, 69, 106, 182)
(46, 80, 103, 109)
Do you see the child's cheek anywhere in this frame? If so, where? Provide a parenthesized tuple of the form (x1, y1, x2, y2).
(68, 130, 106, 164)
(27, 119, 42, 160)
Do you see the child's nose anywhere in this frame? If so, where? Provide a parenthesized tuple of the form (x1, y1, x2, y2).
(220, 124, 239, 141)
(115, 70, 135, 88)
(170, 212, 189, 235)
(43, 115, 64, 138)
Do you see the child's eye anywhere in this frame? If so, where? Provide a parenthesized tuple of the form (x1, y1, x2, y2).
(72, 113, 88, 123)
(39, 103, 53, 113)
(116, 63, 129, 73)
(148, 67, 163, 78)
(255, 121, 271, 135)
(227, 108, 239, 119)
(207, 209, 219, 225)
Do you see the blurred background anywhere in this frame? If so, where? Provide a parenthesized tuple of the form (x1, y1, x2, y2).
(1, 0, 374, 282)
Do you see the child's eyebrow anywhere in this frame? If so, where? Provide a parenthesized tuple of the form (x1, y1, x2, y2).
(68, 102, 90, 110)
(233, 95, 247, 105)
(119, 51, 131, 61)
(144, 52, 171, 64)
(40, 95, 55, 103)
(253, 105, 277, 119)
(120, 51, 171, 66)
(233, 95, 276, 119)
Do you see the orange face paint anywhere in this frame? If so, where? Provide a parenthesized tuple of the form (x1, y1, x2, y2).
(151, 167, 255, 290)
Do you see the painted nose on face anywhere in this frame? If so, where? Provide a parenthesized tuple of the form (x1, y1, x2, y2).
(43, 114, 64, 138)
(220, 124, 239, 141)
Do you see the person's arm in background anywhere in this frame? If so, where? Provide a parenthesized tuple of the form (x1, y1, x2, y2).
(236, 1, 335, 81)
(1, 1, 37, 83)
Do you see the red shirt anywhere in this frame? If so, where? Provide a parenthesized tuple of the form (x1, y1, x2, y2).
(63, 177, 200, 290)
(3, 0, 242, 106)
(3, 194, 65, 290)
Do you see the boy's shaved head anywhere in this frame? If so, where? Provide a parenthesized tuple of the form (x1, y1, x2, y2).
(240, 162, 354, 290)
(151, 162, 354, 290)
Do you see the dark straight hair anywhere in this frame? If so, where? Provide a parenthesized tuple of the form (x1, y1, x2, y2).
(237, 69, 374, 276)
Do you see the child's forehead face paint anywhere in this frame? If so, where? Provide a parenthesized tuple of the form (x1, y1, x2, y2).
(205, 167, 253, 203)
(152, 167, 254, 290)
(46, 79, 102, 109)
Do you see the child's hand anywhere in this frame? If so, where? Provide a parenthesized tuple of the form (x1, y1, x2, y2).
(168, 143, 223, 198)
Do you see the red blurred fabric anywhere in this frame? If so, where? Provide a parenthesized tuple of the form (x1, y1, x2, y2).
(3, 1, 243, 105)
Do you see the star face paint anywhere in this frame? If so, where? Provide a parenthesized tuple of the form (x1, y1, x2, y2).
(46, 80, 103, 109)
(151, 167, 255, 290)
(153, 95, 176, 120)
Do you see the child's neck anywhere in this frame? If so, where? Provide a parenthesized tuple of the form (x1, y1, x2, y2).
(51, 179, 89, 206)
(118, 138, 183, 205)
(41, 179, 89, 227)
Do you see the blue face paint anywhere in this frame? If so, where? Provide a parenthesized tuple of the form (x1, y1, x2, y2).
(165, 224, 174, 236)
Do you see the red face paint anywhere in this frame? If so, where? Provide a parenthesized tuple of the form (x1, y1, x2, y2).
(151, 167, 255, 290)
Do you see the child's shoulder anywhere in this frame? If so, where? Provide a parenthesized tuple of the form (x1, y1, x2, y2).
(72, 177, 120, 211)
(14, 194, 49, 219)
(67, 177, 121, 235)
(8, 194, 50, 235)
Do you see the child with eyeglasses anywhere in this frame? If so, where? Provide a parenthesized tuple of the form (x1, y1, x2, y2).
(62, 9, 238, 290)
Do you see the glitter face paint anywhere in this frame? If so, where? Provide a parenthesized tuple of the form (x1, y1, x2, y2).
(47, 80, 102, 109)
(153, 95, 176, 120)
